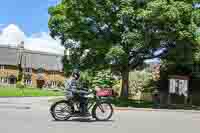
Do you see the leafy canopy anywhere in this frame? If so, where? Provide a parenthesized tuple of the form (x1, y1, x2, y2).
(48, 0, 149, 72)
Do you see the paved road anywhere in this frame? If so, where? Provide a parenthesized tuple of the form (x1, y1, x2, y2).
(0, 97, 200, 133)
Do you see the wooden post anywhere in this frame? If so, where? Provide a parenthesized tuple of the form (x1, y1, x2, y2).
(189, 94, 193, 105)
(184, 96, 188, 105)
(167, 93, 171, 105)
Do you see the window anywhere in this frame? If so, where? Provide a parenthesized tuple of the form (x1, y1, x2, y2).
(51, 72, 56, 75)
(50, 72, 56, 80)
(24, 68, 32, 73)
(0, 77, 3, 83)
(4, 77, 7, 84)
(51, 81, 57, 88)
(0, 77, 8, 84)
(24, 79, 32, 85)
(0, 65, 5, 71)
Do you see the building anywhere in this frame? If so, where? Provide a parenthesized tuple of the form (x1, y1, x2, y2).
(0, 44, 65, 88)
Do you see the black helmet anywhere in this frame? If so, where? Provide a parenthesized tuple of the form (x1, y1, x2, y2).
(72, 69, 80, 79)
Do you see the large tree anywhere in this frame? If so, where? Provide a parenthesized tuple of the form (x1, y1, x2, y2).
(49, 0, 148, 97)
(48, 0, 199, 97)
(141, 0, 200, 73)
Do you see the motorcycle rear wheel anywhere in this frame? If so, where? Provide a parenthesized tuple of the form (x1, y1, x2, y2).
(50, 100, 74, 121)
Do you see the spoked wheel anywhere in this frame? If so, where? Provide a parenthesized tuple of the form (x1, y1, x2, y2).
(50, 100, 73, 121)
(92, 102, 113, 121)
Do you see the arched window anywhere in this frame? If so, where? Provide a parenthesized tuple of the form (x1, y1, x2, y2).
(9, 75, 16, 84)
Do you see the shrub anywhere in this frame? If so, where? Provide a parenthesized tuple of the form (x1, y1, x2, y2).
(16, 82, 25, 89)
(79, 69, 118, 89)
(112, 80, 121, 96)
(57, 81, 64, 88)
(79, 71, 93, 89)
(91, 69, 116, 88)
(129, 70, 153, 96)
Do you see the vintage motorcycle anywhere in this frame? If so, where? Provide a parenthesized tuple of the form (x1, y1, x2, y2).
(50, 88, 114, 121)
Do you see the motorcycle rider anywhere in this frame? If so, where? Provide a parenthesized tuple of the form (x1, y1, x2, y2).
(64, 69, 90, 116)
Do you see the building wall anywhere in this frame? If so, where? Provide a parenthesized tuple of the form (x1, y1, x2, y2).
(47, 71, 65, 82)
(0, 65, 18, 86)
(46, 71, 65, 88)
(30, 70, 65, 88)
(0, 65, 18, 77)
(0, 65, 65, 88)
(31, 69, 39, 87)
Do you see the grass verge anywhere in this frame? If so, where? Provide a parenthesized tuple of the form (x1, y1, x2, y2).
(0, 87, 64, 97)
(111, 98, 200, 110)
(111, 98, 154, 108)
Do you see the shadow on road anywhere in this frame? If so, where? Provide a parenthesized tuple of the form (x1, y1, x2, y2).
(0, 105, 31, 110)
(52, 118, 114, 123)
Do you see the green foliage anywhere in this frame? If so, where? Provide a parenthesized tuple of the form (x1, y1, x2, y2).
(48, 0, 147, 71)
(0, 87, 63, 97)
(193, 9, 200, 27)
(48, 0, 199, 68)
(16, 81, 25, 89)
(57, 81, 64, 88)
(79, 71, 93, 89)
(80, 69, 117, 89)
(140, 0, 199, 72)
(129, 70, 153, 96)
(140, 0, 196, 41)
(91, 70, 117, 88)
(112, 80, 121, 95)
(194, 34, 200, 62)
(111, 98, 153, 108)
(105, 46, 127, 66)
(17, 69, 23, 82)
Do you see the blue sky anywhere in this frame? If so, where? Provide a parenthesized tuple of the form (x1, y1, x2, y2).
(0, 0, 58, 36)
(0, 0, 64, 54)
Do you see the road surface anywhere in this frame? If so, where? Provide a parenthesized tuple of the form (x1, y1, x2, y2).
(0, 97, 199, 133)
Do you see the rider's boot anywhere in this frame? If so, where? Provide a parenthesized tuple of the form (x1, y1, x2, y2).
(80, 105, 91, 117)
(80, 112, 91, 117)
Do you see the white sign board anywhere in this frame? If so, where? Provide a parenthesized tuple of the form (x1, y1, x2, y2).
(169, 78, 188, 97)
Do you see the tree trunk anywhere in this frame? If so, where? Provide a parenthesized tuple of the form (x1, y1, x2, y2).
(120, 69, 129, 98)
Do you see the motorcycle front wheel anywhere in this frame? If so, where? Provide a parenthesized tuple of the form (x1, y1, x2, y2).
(92, 102, 113, 121)
(50, 100, 73, 121)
